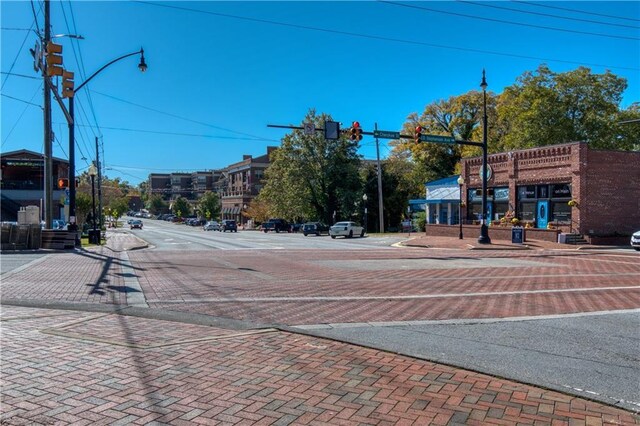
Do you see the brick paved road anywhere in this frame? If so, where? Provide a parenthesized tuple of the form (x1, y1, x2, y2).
(2, 240, 639, 422)
(2, 305, 638, 425)
(120, 249, 640, 326)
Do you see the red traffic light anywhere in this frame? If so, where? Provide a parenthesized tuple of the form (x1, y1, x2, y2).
(415, 126, 422, 143)
(352, 121, 360, 128)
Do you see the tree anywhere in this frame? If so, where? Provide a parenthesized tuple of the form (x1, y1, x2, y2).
(108, 197, 129, 221)
(198, 191, 221, 220)
(172, 196, 191, 218)
(75, 192, 92, 228)
(497, 65, 632, 150)
(259, 109, 362, 224)
(148, 195, 168, 215)
(244, 197, 271, 224)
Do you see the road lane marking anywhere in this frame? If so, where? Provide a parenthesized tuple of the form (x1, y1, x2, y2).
(146, 285, 640, 304)
(291, 308, 640, 329)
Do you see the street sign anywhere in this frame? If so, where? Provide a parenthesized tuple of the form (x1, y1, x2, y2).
(373, 130, 400, 139)
(303, 122, 315, 135)
(422, 134, 456, 144)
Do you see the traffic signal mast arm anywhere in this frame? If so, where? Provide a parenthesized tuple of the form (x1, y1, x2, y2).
(267, 123, 483, 146)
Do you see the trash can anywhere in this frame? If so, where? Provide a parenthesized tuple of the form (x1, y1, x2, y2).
(88, 229, 101, 244)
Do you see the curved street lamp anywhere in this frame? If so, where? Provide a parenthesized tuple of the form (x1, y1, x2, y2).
(67, 48, 146, 243)
(478, 69, 491, 244)
(88, 163, 98, 244)
(457, 175, 464, 239)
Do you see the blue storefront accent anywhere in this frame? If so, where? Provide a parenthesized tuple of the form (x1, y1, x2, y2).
(537, 200, 549, 229)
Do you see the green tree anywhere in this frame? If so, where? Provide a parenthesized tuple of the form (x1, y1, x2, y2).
(148, 195, 168, 215)
(75, 192, 92, 228)
(172, 196, 191, 218)
(198, 191, 220, 220)
(259, 109, 362, 224)
(497, 65, 632, 150)
(108, 197, 129, 221)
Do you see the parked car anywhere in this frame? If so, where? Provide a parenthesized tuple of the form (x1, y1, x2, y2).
(262, 218, 289, 233)
(302, 222, 329, 236)
(329, 221, 365, 239)
(203, 221, 221, 231)
(220, 219, 237, 232)
(631, 230, 640, 251)
(130, 219, 143, 229)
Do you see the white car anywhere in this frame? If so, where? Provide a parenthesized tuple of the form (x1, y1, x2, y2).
(631, 230, 640, 251)
(203, 221, 221, 231)
(329, 221, 365, 239)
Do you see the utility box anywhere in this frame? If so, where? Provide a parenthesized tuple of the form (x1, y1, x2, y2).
(88, 229, 101, 245)
(17, 206, 40, 225)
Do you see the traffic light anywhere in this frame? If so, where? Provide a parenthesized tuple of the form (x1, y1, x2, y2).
(62, 70, 74, 98)
(415, 126, 422, 143)
(58, 178, 69, 189)
(46, 42, 63, 77)
(350, 121, 363, 141)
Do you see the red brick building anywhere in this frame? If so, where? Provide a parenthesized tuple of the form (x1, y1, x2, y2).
(460, 142, 640, 240)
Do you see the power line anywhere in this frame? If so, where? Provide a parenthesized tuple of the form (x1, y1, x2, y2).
(1, 93, 43, 108)
(380, 1, 639, 41)
(1, 83, 42, 148)
(89, 89, 280, 141)
(457, 0, 640, 30)
(135, 1, 639, 71)
(0, 71, 40, 80)
(514, 1, 640, 23)
(1, 19, 35, 90)
(59, 122, 282, 140)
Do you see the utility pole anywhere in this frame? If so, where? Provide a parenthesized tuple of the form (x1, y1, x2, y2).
(43, 0, 53, 228)
(375, 123, 384, 233)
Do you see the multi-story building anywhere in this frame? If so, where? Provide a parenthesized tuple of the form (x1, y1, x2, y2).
(219, 147, 277, 226)
(1, 149, 69, 222)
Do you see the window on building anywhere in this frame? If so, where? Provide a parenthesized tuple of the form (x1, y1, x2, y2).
(518, 202, 536, 221)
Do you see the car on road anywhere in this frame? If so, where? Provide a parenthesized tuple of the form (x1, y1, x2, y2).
(631, 230, 640, 251)
(262, 218, 289, 233)
(130, 219, 143, 229)
(329, 221, 365, 239)
(220, 220, 237, 232)
(302, 222, 329, 236)
(203, 221, 221, 231)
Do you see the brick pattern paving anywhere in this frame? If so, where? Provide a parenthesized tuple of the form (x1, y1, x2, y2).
(1, 306, 638, 425)
(125, 249, 640, 326)
(0, 248, 128, 305)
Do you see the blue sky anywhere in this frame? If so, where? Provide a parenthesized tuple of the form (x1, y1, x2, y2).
(2, 1, 639, 186)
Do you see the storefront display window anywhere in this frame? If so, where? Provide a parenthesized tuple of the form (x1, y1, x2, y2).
(551, 201, 571, 223)
(519, 202, 536, 222)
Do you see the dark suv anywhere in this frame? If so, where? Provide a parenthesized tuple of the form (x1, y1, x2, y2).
(220, 220, 237, 232)
(263, 218, 289, 233)
(302, 222, 329, 236)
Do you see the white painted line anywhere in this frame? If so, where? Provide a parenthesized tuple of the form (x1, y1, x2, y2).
(147, 285, 640, 304)
(292, 308, 640, 329)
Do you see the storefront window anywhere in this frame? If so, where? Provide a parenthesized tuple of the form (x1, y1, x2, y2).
(519, 202, 536, 221)
(551, 201, 571, 223)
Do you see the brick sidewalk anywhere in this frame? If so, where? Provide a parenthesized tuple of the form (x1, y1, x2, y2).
(1, 305, 638, 425)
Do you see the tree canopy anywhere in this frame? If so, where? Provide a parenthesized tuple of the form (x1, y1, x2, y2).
(259, 110, 362, 224)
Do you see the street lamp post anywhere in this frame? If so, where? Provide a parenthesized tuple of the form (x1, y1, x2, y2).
(457, 175, 464, 240)
(362, 194, 368, 234)
(67, 48, 147, 244)
(478, 69, 492, 244)
(88, 163, 98, 244)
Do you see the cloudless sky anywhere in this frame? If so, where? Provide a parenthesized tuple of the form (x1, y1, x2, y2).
(2, 1, 639, 185)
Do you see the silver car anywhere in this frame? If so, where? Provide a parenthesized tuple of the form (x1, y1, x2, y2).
(329, 221, 365, 239)
(631, 230, 640, 251)
(203, 221, 221, 231)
